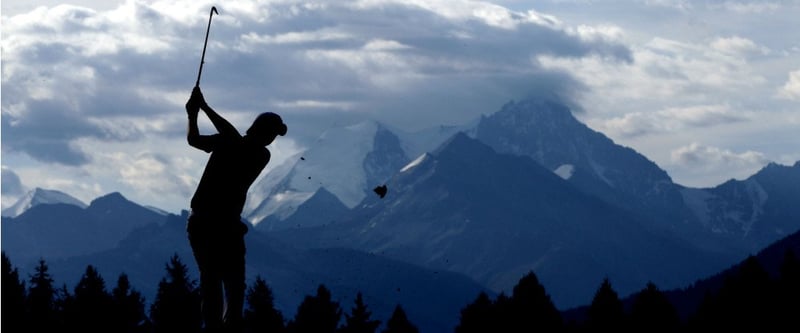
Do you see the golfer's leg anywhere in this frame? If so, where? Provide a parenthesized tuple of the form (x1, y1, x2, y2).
(222, 234, 246, 333)
(198, 269, 224, 332)
(188, 216, 225, 332)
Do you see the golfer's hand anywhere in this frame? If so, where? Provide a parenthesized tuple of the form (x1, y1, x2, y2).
(185, 97, 200, 117)
(186, 87, 205, 115)
(191, 86, 209, 111)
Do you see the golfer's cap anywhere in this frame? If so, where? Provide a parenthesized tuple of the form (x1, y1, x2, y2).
(252, 112, 287, 136)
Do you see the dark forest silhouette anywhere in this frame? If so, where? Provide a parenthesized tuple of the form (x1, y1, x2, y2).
(3, 249, 798, 332)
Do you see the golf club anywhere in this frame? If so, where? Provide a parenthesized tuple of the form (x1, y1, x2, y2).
(196, 6, 219, 87)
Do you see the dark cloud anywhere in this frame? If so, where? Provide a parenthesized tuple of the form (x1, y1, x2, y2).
(1, 167, 25, 196)
(2, 1, 632, 167)
(194, 2, 625, 132)
(1, 99, 103, 165)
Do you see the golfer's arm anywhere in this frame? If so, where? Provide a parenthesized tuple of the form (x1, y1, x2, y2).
(201, 105, 240, 137)
(186, 112, 205, 149)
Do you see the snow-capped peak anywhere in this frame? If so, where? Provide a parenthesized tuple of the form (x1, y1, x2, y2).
(401, 153, 429, 173)
(287, 120, 380, 207)
(2, 187, 88, 218)
(244, 120, 397, 225)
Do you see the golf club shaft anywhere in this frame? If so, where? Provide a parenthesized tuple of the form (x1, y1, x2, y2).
(196, 6, 218, 87)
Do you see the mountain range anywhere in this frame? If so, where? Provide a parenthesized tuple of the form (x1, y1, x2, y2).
(3, 96, 799, 330)
(245, 97, 799, 308)
(2, 195, 486, 333)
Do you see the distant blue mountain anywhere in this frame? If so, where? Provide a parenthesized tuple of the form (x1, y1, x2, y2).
(680, 161, 800, 252)
(474, 99, 703, 237)
(2, 187, 87, 218)
(264, 97, 800, 309)
(271, 132, 731, 309)
(1, 192, 164, 264)
(473, 99, 800, 254)
(5, 207, 487, 333)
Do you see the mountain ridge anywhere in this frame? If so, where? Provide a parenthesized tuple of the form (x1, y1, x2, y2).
(3, 96, 798, 324)
(269, 132, 732, 309)
(2, 187, 87, 218)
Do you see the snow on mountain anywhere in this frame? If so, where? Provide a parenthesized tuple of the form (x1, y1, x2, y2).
(274, 132, 730, 309)
(401, 153, 430, 173)
(2, 187, 87, 218)
(290, 121, 379, 205)
(255, 187, 350, 231)
(554, 164, 575, 180)
(244, 120, 410, 228)
(680, 161, 800, 251)
(391, 119, 480, 160)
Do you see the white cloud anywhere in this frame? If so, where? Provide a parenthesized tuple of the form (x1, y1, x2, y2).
(6, 163, 106, 207)
(778, 70, 800, 100)
(600, 104, 746, 138)
(115, 152, 197, 199)
(570, 24, 625, 43)
(538, 35, 769, 124)
(272, 99, 357, 111)
(646, 0, 782, 13)
(671, 142, 767, 167)
(238, 29, 353, 47)
(716, 1, 780, 14)
(710, 36, 768, 57)
(642, 0, 693, 10)
(354, 0, 561, 30)
(669, 142, 769, 185)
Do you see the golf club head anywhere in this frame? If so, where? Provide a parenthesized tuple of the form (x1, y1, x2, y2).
(211, 6, 218, 15)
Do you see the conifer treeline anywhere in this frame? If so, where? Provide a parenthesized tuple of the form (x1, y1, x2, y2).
(3, 250, 798, 333)
(1, 252, 417, 333)
(455, 250, 800, 333)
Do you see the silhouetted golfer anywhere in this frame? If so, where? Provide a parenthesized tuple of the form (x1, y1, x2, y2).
(185, 86, 286, 333)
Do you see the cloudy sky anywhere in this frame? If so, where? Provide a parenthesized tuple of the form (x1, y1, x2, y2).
(2, 0, 799, 214)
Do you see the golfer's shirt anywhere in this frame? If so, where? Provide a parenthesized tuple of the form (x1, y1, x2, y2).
(190, 133, 270, 218)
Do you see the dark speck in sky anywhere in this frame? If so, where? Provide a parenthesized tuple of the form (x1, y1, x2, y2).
(373, 185, 387, 198)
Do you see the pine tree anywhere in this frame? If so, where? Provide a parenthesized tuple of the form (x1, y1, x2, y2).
(629, 282, 680, 333)
(381, 305, 418, 333)
(65, 265, 115, 331)
(339, 292, 381, 333)
(455, 292, 495, 333)
(112, 273, 149, 333)
(27, 258, 60, 331)
(688, 255, 774, 332)
(2, 252, 27, 332)
(492, 292, 514, 333)
(685, 289, 718, 332)
(728, 255, 773, 331)
(244, 275, 285, 333)
(508, 271, 562, 333)
(54, 283, 73, 330)
(149, 254, 202, 333)
(286, 284, 342, 333)
(585, 277, 627, 332)
(777, 249, 800, 329)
